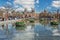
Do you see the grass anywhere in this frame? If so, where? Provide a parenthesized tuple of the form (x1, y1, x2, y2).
(50, 21, 59, 25)
(15, 22, 26, 30)
(15, 22, 25, 27)
(25, 18, 35, 23)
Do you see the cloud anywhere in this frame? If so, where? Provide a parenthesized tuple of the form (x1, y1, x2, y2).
(46, 6, 51, 10)
(6, 2, 12, 5)
(52, 1, 60, 8)
(14, 0, 35, 11)
(36, 0, 39, 4)
(15, 7, 24, 12)
(0, 6, 5, 9)
(0, 2, 12, 9)
(3, 1, 12, 8)
(14, 5, 19, 8)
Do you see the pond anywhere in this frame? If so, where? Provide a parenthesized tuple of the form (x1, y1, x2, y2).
(0, 23, 60, 40)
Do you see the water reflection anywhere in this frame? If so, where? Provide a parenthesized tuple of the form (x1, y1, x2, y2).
(13, 24, 35, 40)
(16, 26, 26, 30)
(0, 22, 60, 40)
(0, 23, 16, 40)
(34, 23, 60, 40)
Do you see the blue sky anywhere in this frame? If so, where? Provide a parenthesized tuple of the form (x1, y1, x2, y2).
(35, 0, 52, 12)
(35, 0, 60, 13)
(0, 0, 60, 13)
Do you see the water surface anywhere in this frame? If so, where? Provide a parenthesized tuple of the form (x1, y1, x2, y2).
(0, 23, 60, 40)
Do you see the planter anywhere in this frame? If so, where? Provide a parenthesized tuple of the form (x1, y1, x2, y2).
(15, 22, 25, 27)
(50, 21, 58, 25)
(28, 19, 35, 23)
(29, 20, 34, 23)
(40, 19, 44, 21)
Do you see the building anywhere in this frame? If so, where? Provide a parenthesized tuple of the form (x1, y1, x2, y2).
(53, 9, 60, 19)
(39, 10, 52, 19)
(23, 8, 39, 19)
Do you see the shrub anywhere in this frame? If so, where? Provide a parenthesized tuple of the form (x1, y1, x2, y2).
(15, 22, 25, 27)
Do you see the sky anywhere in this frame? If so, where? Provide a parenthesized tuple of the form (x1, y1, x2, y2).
(0, 0, 60, 13)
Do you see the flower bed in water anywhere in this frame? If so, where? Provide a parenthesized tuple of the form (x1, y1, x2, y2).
(15, 22, 25, 27)
(50, 21, 58, 25)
